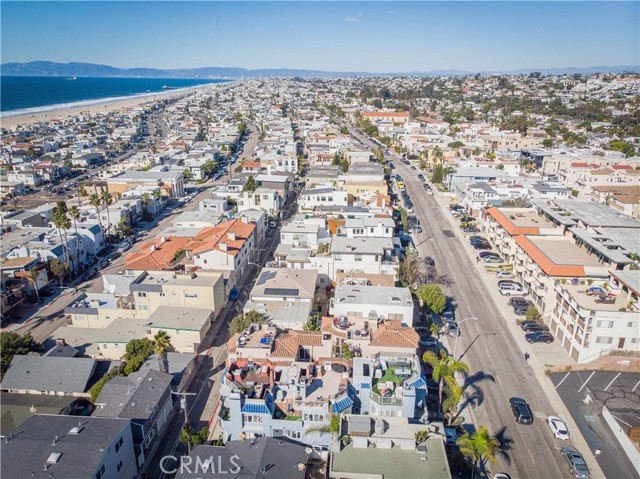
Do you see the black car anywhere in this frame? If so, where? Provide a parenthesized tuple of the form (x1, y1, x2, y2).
(423, 184, 432, 191)
(478, 251, 496, 258)
(508, 297, 531, 308)
(509, 397, 533, 424)
(424, 256, 435, 267)
(522, 323, 549, 333)
(473, 243, 492, 250)
(526, 332, 554, 344)
(417, 174, 425, 181)
(470, 238, 490, 245)
(513, 306, 530, 316)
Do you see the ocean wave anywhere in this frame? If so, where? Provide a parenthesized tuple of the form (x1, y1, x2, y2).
(0, 82, 231, 119)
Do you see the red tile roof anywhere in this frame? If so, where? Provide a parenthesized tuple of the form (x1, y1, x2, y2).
(514, 236, 585, 277)
(486, 208, 540, 236)
(371, 321, 419, 348)
(362, 111, 409, 118)
(187, 219, 255, 256)
(124, 236, 194, 271)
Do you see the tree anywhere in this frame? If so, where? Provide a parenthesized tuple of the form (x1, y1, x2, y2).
(183, 169, 194, 182)
(456, 426, 500, 479)
(525, 305, 541, 322)
(340, 126, 349, 135)
(398, 250, 424, 288)
(89, 192, 103, 233)
(49, 258, 68, 286)
(340, 157, 349, 173)
(542, 138, 554, 148)
(53, 207, 72, 275)
(229, 310, 265, 338)
(69, 206, 83, 270)
(153, 330, 171, 374)
(431, 163, 444, 184)
(28, 267, 41, 301)
(180, 422, 210, 453)
(416, 284, 447, 314)
(442, 375, 464, 425)
(243, 175, 257, 193)
(202, 159, 217, 177)
(399, 207, 408, 233)
(101, 190, 113, 242)
(303, 316, 320, 331)
(422, 349, 470, 418)
(1, 332, 39, 380)
(448, 141, 464, 149)
(609, 140, 636, 158)
(332, 152, 340, 166)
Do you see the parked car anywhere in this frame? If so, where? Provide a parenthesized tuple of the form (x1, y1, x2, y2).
(229, 288, 240, 301)
(464, 227, 480, 233)
(419, 335, 439, 348)
(483, 256, 504, 264)
(560, 447, 590, 479)
(585, 286, 606, 296)
(496, 270, 515, 279)
(547, 416, 570, 440)
(417, 174, 425, 181)
(446, 320, 460, 337)
(473, 243, 492, 250)
(522, 323, 549, 333)
(269, 221, 277, 229)
(424, 256, 435, 267)
(509, 397, 533, 424)
(525, 331, 554, 344)
(509, 297, 531, 307)
(500, 284, 527, 296)
(513, 306, 530, 316)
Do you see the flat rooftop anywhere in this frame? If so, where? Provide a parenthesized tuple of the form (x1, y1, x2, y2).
(331, 440, 450, 479)
(334, 285, 413, 308)
(527, 236, 603, 267)
(561, 282, 634, 313)
(497, 207, 556, 229)
(306, 370, 344, 402)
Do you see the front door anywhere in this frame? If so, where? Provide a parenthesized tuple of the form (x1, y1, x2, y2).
(618, 337, 625, 349)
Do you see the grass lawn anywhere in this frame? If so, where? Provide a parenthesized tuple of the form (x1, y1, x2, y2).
(373, 367, 408, 395)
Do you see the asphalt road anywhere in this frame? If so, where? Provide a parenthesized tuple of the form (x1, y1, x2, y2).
(349, 128, 570, 479)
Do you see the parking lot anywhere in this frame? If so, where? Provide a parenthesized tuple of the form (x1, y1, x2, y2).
(550, 370, 639, 479)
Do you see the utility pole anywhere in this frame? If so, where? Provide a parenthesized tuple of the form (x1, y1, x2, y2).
(172, 391, 196, 451)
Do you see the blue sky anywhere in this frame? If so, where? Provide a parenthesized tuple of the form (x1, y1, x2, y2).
(2, 2, 638, 72)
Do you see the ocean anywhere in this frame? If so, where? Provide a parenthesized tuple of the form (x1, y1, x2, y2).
(0, 76, 229, 116)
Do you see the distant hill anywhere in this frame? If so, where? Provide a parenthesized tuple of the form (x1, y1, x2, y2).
(1, 60, 638, 78)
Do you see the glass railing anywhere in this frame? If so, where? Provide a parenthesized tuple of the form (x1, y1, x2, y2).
(370, 390, 403, 406)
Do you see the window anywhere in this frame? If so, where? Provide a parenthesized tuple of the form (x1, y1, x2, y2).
(185, 293, 198, 298)
(285, 430, 301, 439)
(115, 436, 124, 452)
(355, 255, 362, 262)
(159, 292, 166, 297)
(595, 336, 613, 344)
(117, 461, 123, 472)
(628, 322, 637, 328)
(138, 304, 148, 311)
(95, 464, 106, 479)
(334, 254, 342, 261)
(303, 413, 324, 422)
(137, 292, 147, 298)
(631, 338, 640, 344)
(243, 414, 264, 423)
(596, 320, 614, 328)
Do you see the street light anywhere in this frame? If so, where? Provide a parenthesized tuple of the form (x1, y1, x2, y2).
(453, 317, 480, 359)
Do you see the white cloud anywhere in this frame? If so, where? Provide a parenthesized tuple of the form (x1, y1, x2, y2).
(344, 13, 362, 23)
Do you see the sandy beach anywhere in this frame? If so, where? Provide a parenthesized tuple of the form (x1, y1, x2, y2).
(0, 82, 230, 129)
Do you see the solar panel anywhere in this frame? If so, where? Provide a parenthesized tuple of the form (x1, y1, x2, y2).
(264, 288, 300, 297)
(256, 270, 277, 286)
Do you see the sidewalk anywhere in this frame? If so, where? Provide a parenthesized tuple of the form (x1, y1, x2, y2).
(431, 188, 606, 479)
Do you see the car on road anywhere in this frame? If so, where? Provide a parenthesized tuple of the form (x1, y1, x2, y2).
(269, 221, 277, 229)
(509, 397, 533, 424)
(525, 331, 554, 344)
(229, 287, 240, 301)
(445, 320, 460, 337)
(560, 447, 590, 479)
(496, 270, 515, 279)
(417, 174, 425, 181)
(410, 165, 417, 170)
(547, 416, 570, 440)
(585, 286, 606, 296)
(522, 323, 549, 333)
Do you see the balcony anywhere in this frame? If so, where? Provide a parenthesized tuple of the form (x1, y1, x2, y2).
(370, 390, 403, 406)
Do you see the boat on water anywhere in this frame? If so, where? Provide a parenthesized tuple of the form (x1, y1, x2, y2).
(65, 77, 77, 80)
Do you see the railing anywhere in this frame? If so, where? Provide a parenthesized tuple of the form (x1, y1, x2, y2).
(370, 390, 403, 406)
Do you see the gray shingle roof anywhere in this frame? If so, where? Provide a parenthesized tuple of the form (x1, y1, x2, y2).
(94, 369, 172, 420)
(1, 355, 96, 394)
(1, 415, 131, 479)
(176, 437, 308, 479)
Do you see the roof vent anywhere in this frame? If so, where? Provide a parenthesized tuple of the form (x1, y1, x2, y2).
(47, 452, 62, 464)
(68, 426, 83, 435)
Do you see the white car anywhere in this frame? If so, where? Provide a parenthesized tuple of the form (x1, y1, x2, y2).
(496, 270, 515, 279)
(547, 416, 570, 440)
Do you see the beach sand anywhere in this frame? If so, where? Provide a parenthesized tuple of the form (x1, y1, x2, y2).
(0, 82, 229, 129)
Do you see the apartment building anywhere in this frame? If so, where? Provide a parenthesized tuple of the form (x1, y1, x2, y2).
(236, 187, 282, 218)
(330, 237, 399, 280)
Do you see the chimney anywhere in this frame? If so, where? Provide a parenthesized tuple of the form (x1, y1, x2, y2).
(228, 231, 236, 241)
(240, 216, 249, 224)
(160, 236, 166, 244)
(219, 242, 228, 251)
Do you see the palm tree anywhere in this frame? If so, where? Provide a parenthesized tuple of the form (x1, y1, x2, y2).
(89, 193, 104, 233)
(304, 413, 341, 437)
(141, 193, 151, 213)
(456, 426, 500, 479)
(28, 267, 40, 301)
(442, 376, 464, 425)
(422, 349, 470, 419)
(153, 330, 171, 374)
(69, 206, 84, 271)
(52, 209, 72, 277)
(101, 190, 113, 243)
(152, 189, 162, 211)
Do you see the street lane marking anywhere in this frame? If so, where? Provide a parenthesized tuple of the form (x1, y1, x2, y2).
(554, 371, 571, 389)
(528, 448, 536, 465)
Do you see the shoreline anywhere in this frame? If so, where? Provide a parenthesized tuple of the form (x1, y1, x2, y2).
(0, 81, 233, 129)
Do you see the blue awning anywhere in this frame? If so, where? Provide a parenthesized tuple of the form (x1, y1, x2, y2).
(360, 383, 371, 389)
(332, 395, 354, 413)
(241, 399, 275, 415)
